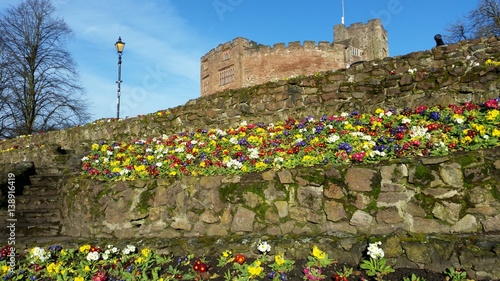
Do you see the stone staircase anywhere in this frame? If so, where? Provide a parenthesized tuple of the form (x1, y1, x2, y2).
(1, 148, 81, 247)
(15, 170, 64, 238)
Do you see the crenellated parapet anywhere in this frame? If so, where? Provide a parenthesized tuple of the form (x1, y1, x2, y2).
(200, 19, 388, 96)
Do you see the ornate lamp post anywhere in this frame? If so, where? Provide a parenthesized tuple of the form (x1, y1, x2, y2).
(115, 37, 125, 118)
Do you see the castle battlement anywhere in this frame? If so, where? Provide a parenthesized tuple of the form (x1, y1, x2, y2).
(200, 19, 388, 96)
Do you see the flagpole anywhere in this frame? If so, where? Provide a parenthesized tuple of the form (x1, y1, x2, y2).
(341, 0, 345, 24)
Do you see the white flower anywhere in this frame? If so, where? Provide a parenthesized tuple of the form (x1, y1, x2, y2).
(454, 116, 465, 124)
(267, 123, 275, 130)
(240, 120, 248, 126)
(341, 112, 349, 117)
(224, 159, 243, 170)
(145, 148, 153, 153)
(156, 162, 163, 167)
(327, 134, 340, 143)
(273, 157, 284, 163)
(257, 241, 271, 254)
(174, 147, 185, 153)
(216, 129, 227, 137)
(229, 137, 239, 145)
(401, 118, 411, 124)
(367, 241, 384, 259)
(186, 154, 195, 160)
(410, 126, 428, 138)
(101, 253, 109, 260)
(120, 169, 130, 175)
(31, 247, 50, 262)
(106, 150, 113, 156)
(122, 245, 136, 255)
(369, 150, 386, 158)
(248, 148, 260, 159)
(86, 251, 100, 261)
(81, 156, 89, 161)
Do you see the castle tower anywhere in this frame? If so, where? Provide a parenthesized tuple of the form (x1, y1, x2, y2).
(333, 19, 389, 63)
(200, 19, 388, 96)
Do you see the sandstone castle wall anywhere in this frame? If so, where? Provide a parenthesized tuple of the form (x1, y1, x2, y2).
(200, 19, 388, 96)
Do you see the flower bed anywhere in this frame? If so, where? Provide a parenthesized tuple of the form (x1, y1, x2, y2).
(81, 98, 500, 181)
(0, 243, 477, 281)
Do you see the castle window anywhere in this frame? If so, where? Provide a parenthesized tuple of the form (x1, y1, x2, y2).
(223, 50, 231, 60)
(351, 47, 362, 57)
(219, 67, 234, 86)
(202, 76, 209, 94)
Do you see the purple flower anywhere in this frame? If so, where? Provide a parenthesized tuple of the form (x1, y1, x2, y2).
(429, 111, 441, 121)
(337, 142, 352, 153)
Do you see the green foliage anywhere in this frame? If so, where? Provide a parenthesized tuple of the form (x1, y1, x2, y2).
(360, 257, 395, 280)
(403, 273, 427, 281)
(443, 267, 467, 281)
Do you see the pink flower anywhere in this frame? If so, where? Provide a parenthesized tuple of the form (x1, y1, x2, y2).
(485, 99, 499, 109)
(92, 271, 107, 281)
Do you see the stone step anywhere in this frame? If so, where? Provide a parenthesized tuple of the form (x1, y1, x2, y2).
(16, 210, 61, 224)
(22, 185, 60, 196)
(16, 196, 60, 210)
(29, 174, 62, 185)
(13, 224, 61, 237)
(35, 166, 67, 175)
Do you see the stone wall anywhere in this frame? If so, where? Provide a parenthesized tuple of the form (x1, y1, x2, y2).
(58, 147, 500, 279)
(2, 37, 500, 170)
(1, 37, 500, 279)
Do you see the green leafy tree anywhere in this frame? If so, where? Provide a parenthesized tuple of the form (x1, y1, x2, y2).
(0, 0, 89, 138)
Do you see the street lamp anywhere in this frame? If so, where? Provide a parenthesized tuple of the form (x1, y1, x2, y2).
(115, 36, 125, 118)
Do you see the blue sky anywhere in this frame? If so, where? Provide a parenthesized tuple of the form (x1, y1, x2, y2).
(0, 0, 478, 121)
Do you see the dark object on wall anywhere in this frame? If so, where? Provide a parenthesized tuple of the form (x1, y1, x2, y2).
(434, 34, 446, 46)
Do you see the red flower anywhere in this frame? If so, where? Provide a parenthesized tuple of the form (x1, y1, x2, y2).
(192, 259, 209, 273)
(234, 254, 246, 265)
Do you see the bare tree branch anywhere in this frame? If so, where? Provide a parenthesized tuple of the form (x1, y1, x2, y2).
(0, 0, 90, 138)
(445, 0, 500, 43)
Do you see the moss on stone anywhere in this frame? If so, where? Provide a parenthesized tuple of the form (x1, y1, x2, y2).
(137, 189, 153, 214)
(414, 163, 434, 184)
(456, 154, 480, 167)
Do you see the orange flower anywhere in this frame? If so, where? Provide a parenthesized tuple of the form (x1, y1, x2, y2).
(234, 254, 246, 265)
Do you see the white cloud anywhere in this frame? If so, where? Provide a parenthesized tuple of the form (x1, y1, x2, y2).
(52, 0, 204, 121)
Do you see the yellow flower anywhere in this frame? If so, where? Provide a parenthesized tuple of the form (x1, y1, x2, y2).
(247, 260, 263, 277)
(84, 265, 90, 272)
(344, 123, 354, 130)
(255, 161, 268, 170)
(141, 248, 151, 257)
(91, 143, 100, 151)
(275, 253, 285, 265)
(79, 244, 91, 253)
(47, 262, 60, 274)
(74, 277, 84, 281)
(100, 144, 109, 152)
(312, 245, 326, 260)
(135, 257, 143, 264)
(472, 124, 486, 136)
(461, 136, 473, 144)
(1, 265, 10, 275)
(485, 109, 499, 121)
(134, 164, 146, 172)
(200, 161, 206, 168)
(169, 171, 177, 176)
(222, 250, 232, 258)
(492, 128, 500, 137)
(375, 108, 384, 115)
